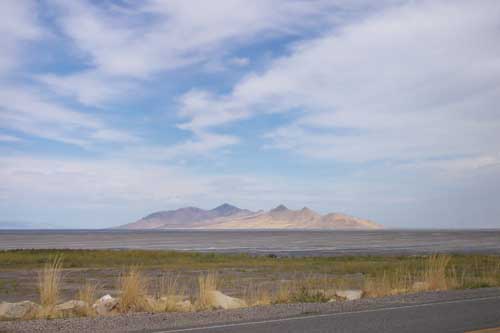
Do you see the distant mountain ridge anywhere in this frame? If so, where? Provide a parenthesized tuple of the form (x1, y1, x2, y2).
(119, 204, 382, 230)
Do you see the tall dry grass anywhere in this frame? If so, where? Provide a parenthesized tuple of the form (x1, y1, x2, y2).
(274, 280, 292, 303)
(153, 273, 188, 312)
(363, 254, 452, 297)
(449, 257, 500, 289)
(272, 275, 334, 304)
(422, 254, 451, 290)
(363, 268, 413, 297)
(37, 256, 64, 318)
(196, 272, 218, 310)
(117, 267, 149, 312)
(77, 281, 98, 316)
(244, 282, 272, 306)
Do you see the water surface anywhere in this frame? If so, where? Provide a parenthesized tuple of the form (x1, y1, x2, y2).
(1, 229, 499, 256)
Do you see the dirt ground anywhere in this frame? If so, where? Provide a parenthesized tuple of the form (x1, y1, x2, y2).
(0, 267, 364, 303)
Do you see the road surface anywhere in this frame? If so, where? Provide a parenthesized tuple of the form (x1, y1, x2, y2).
(153, 295, 500, 333)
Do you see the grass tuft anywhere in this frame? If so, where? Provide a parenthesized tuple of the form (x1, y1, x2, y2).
(117, 266, 149, 313)
(77, 281, 98, 316)
(196, 272, 218, 310)
(422, 254, 451, 291)
(153, 273, 188, 312)
(244, 282, 272, 306)
(37, 255, 63, 318)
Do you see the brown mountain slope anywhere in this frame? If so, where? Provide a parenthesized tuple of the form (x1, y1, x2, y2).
(119, 204, 382, 230)
(119, 204, 254, 229)
(203, 205, 382, 230)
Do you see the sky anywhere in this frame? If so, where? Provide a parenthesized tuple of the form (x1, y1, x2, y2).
(1, 0, 500, 229)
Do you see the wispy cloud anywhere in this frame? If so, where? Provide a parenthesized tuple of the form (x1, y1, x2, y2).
(0, 134, 22, 143)
(36, 71, 138, 107)
(0, 0, 42, 75)
(37, 0, 340, 106)
(51, 0, 337, 78)
(0, 87, 138, 146)
(180, 0, 500, 164)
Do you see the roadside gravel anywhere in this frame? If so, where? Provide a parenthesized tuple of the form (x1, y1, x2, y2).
(1, 288, 500, 333)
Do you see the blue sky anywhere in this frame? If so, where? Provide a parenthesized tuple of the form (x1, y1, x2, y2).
(1, 0, 500, 228)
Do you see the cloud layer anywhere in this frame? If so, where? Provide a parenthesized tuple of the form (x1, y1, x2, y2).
(180, 0, 500, 163)
(1, 0, 500, 228)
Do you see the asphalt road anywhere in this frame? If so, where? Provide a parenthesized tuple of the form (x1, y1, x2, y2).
(155, 295, 500, 333)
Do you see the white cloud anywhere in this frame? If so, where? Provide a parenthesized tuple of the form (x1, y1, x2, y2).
(0, 87, 138, 146)
(0, 156, 206, 205)
(229, 57, 250, 67)
(0, 134, 22, 143)
(0, 0, 42, 75)
(50, 0, 337, 78)
(0, 155, 409, 226)
(37, 71, 137, 106)
(116, 132, 239, 162)
(177, 90, 250, 133)
(0, 1, 138, 148)
(40, 0, 375, 106)
(179, 0, 500, 164)
(37, 0, 408, 154)
(408, 154, 500, 176)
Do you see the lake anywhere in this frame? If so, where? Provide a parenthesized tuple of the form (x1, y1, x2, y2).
(1, 229, 499, 256)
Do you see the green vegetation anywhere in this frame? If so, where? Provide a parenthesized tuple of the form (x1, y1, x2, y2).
(0, 249, 271, 269)
(1, 250, 500, 287)
(0, 251, 499, 321)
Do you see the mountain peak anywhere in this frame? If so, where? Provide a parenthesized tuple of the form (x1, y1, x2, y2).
(211, 203, 242, 216)
(271, 204, 289, 212)
(214, 203, 236, 209)
(119, 204, 381, 230)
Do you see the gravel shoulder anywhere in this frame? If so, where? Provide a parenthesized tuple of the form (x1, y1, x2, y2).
(2, 288, 500, 333)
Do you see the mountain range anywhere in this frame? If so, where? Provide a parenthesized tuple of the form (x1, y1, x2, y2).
(119, 204, 382, 230)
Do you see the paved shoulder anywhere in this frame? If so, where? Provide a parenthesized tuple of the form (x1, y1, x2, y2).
(154, 295, 500, 333)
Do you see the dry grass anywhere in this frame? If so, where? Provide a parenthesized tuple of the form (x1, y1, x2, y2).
(4, 252, 500, 322)
(364, 254, 453, 297)
(117, 267, 149, 313)
(363, 269, 412, 297)
(151, 273, 188, 312)
(196, 272, 218, 310)
(272, 275, 333, 304)
(274, 280, 292, 303)
(422, 254, 451, 290)
(244, 282, 272, 306)
(449, 257, 500, 289)
(77, 281, 98, 316)
(37, 255, 64, 318)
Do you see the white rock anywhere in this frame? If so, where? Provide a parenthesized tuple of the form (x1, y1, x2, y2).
(310, 289, 337, 299)
(207, 290, 247, 309)
(54, 300, 88, 317)
(160, 295, 187, 303)
(150, 295, 190, 312)
(0, 301, 40, 320)
(175, 300, 192, 312)
(92, 295, 119, 316)
(335, 289, 363, 301)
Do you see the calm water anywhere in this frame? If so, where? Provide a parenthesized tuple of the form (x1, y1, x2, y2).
(0, 229, 499, 256)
